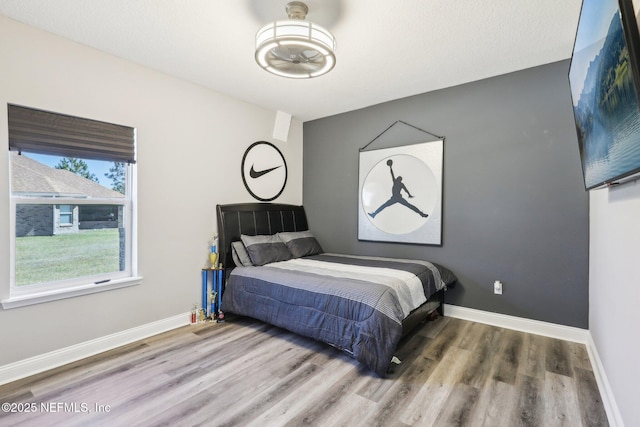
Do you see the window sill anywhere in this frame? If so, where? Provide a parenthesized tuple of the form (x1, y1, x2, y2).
(0, 277, 143, 309)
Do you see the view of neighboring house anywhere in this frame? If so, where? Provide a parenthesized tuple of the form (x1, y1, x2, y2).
(10, 152, 123, 237)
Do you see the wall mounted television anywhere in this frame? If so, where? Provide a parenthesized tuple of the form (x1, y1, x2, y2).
(569, 0, 640, 190)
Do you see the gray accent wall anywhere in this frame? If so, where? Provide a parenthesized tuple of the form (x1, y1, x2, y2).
(303, 60, 589, 328)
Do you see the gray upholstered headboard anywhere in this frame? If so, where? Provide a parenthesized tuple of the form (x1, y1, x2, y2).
(216, 203, 309, 274)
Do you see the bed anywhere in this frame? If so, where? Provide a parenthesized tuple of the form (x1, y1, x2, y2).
(217, 203, 457, 376)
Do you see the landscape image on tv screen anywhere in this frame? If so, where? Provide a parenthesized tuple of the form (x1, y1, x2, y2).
(569, 0, 640, 189)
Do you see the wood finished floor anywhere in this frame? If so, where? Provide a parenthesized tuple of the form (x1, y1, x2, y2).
(0, 315, 608, 427)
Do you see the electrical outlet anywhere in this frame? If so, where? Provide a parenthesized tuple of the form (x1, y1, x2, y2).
(494, 280, 503, 295)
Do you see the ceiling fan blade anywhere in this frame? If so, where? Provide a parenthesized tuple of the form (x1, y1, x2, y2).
(297, 61, 323, 71)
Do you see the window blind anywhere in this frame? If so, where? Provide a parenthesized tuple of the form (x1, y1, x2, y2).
(8, 104, 136, 164)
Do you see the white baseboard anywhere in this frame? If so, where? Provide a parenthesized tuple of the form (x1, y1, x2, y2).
(444, 304, 622, 427)
(443, 303, 590, 343)
(585, 334, 625, 427)
(0, 312, 190, 386)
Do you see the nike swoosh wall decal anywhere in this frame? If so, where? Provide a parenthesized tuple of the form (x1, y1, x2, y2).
(250, 164, 281, 178)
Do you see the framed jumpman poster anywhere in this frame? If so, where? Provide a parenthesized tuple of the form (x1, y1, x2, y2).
(358, 140, 443, 245)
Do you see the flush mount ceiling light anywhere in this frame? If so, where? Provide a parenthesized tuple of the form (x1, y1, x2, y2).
(255, 1, 336, 79)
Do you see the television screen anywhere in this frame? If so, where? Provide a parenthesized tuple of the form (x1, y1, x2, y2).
(569, 0, 640, 190)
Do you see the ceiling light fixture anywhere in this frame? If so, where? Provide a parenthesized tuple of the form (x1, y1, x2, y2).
(255, 1, 336, 79)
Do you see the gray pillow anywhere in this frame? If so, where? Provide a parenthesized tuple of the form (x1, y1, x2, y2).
(277, 231, 323, 258)
(240, 234, 293, 266)
(231, 241, 253, 267)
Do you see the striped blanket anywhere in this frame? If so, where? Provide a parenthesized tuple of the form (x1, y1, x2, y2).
(221, 253, 448, 376)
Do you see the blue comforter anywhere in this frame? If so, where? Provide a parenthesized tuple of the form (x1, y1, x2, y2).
(221, 253, 450, 376)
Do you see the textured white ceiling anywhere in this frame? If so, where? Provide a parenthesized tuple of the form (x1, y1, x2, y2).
(0, 0, 583, 122)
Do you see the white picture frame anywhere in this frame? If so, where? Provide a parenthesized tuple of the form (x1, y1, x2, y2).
(358, 140, 443, 245)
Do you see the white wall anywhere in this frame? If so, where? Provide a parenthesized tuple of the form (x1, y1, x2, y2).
(0, 16, 302, 366)
(589, 180, 640, 426)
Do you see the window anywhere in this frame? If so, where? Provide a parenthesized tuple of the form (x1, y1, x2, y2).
(59, 204, 73, 226)
(3, 105, 140, 308)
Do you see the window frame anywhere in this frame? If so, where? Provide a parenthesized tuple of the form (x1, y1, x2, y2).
(58, 204, 74, 226)
(2, 105, 141, 309)
(3, 162, 140, 308)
